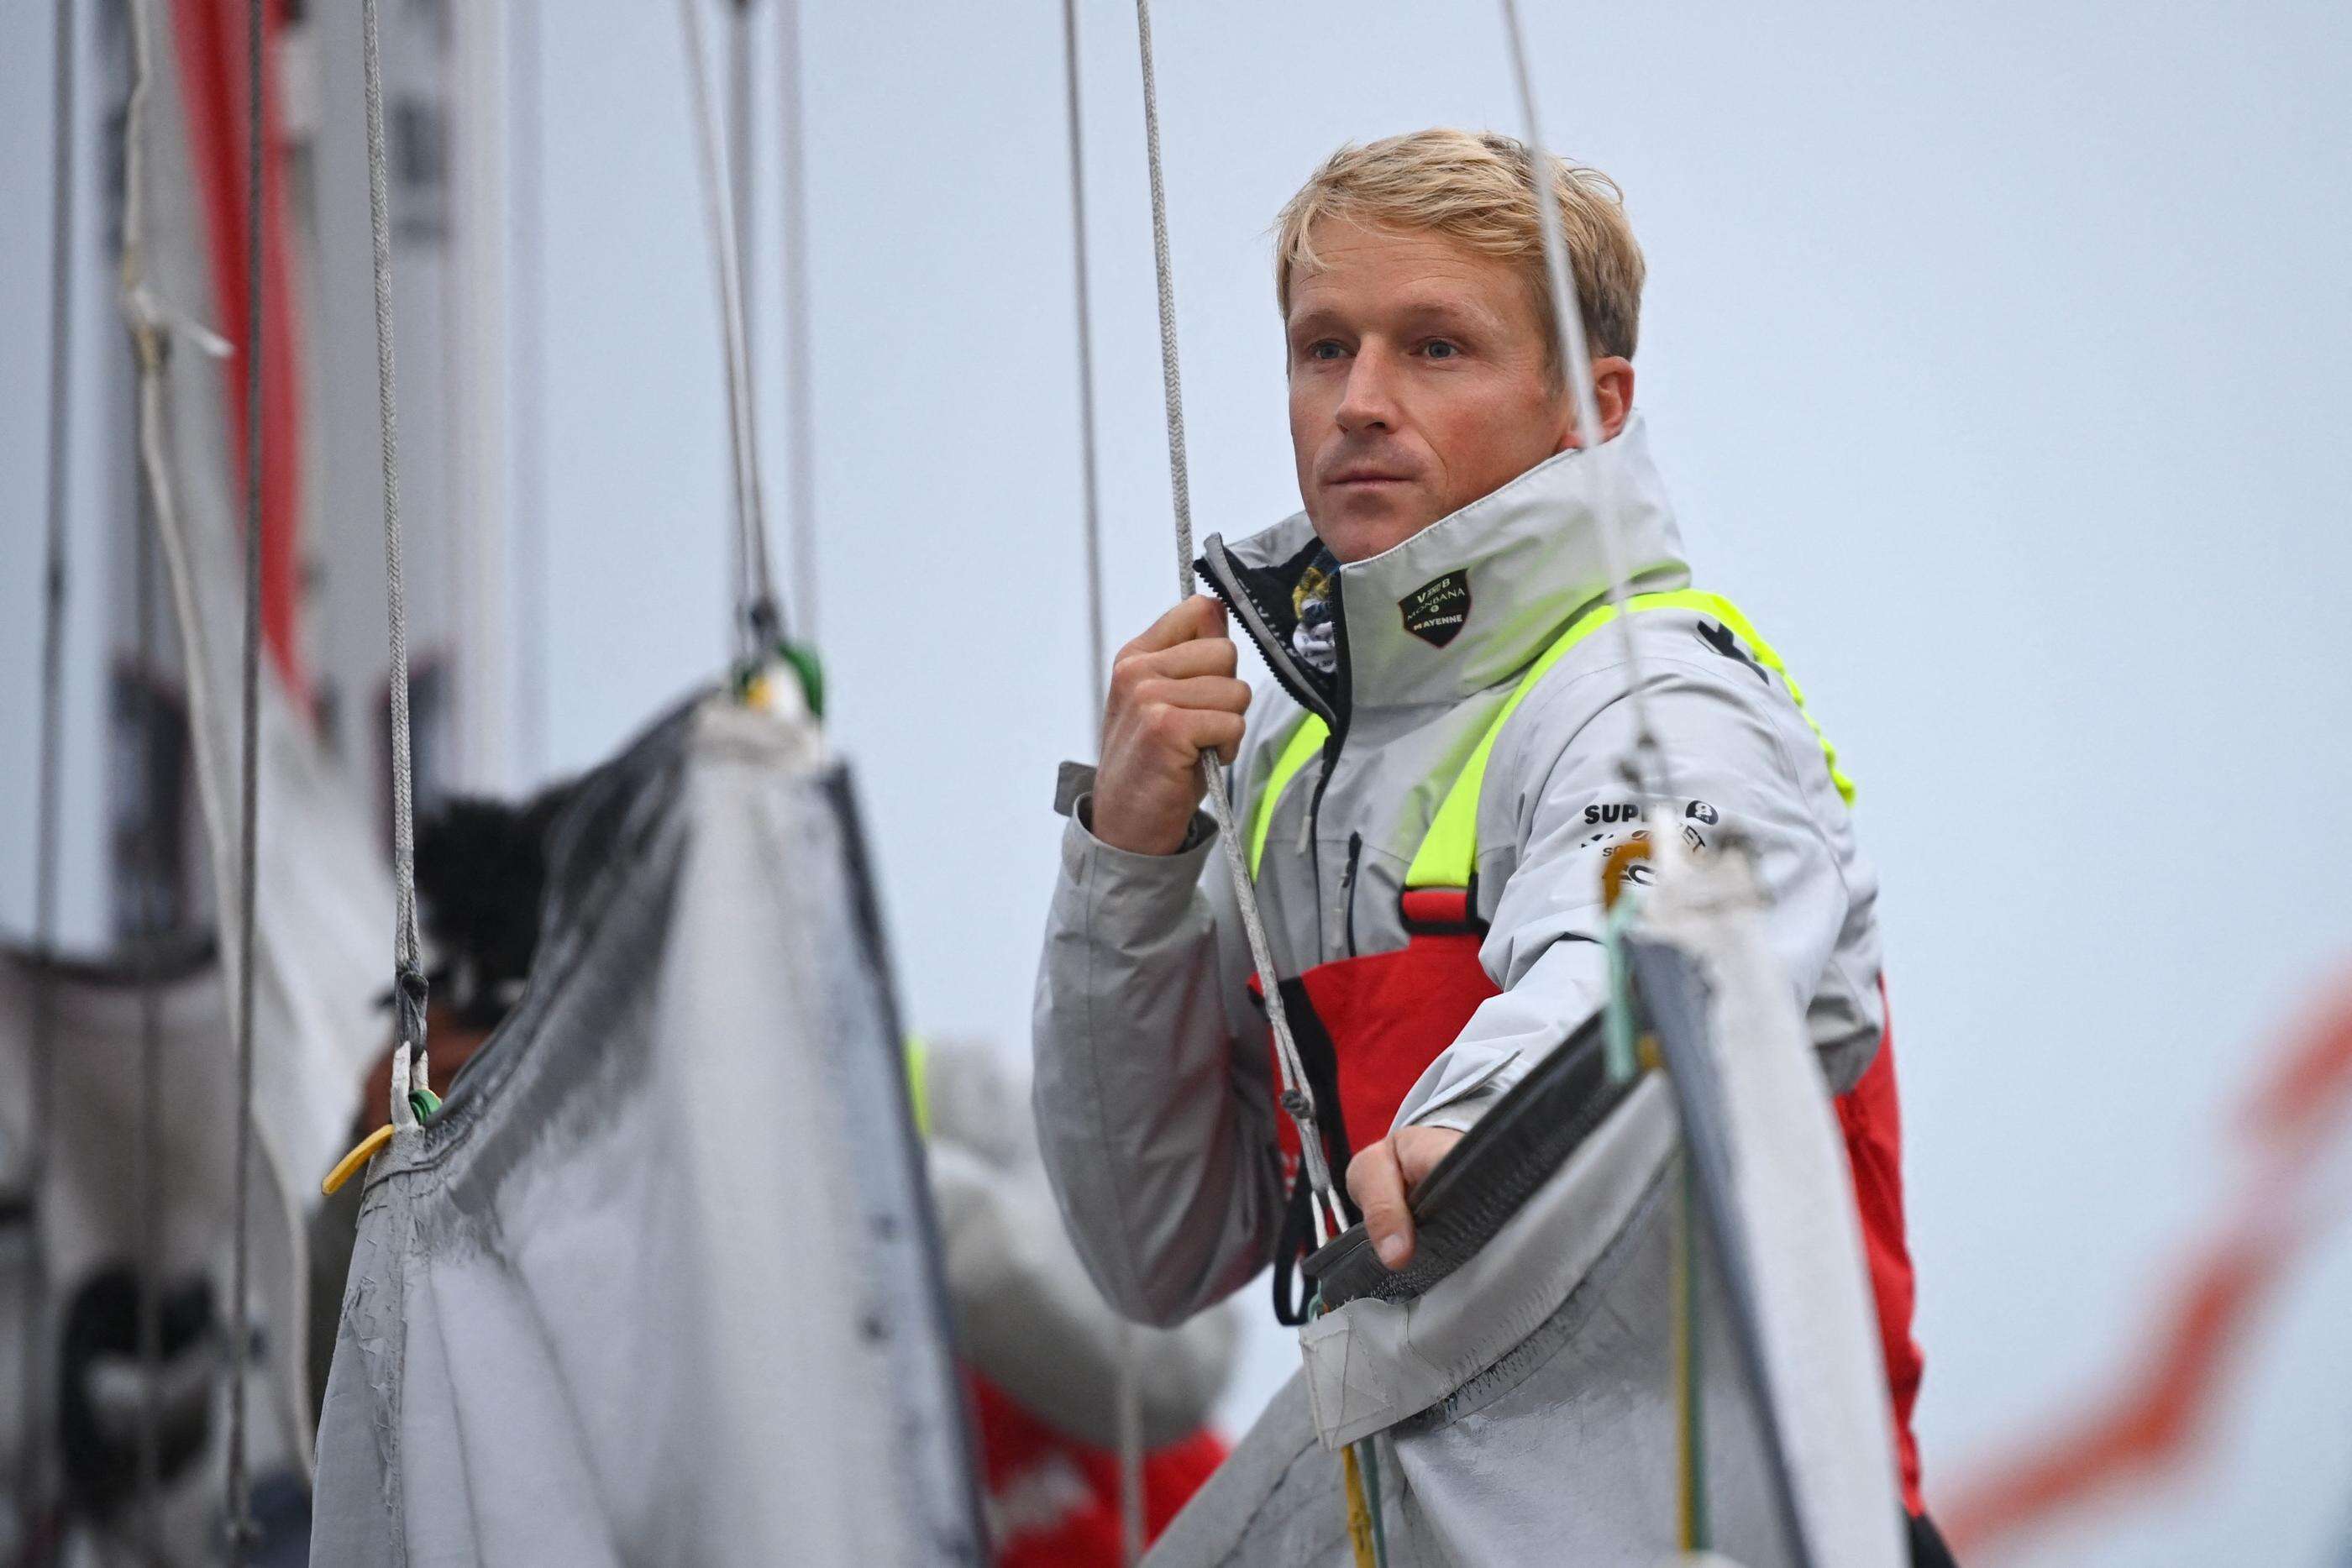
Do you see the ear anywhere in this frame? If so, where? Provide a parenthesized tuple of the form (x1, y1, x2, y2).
(1591, 357, 1635, 443)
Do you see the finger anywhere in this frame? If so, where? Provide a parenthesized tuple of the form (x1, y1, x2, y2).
(1169, 711, 1247, 768)
(1134, 675, 1253, 716)
(1136, 636, 1242, 682)
(1110, 628, 1236, 716)
(1393, 1125, 1464, 1191)
(1139, 705, 1244, 767)
(1204, 710, 1247, 766)
(1347, 1140, 1416, 1270)
(1120, 594, 1227, 658)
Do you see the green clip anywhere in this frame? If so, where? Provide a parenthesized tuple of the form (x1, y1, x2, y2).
(731, 640, 827, 719)
(778, 642, 825, 718)
(1601, 900, 1641, 1084)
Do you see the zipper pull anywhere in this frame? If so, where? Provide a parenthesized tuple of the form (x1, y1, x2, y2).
(1341, 831, 1364, 956)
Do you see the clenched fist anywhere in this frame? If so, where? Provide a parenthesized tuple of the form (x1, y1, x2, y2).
(1090, 595, 1254, 857)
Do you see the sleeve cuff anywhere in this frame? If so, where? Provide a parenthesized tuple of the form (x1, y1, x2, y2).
(1072, 793, 1217, 857)
(1058, 798, 1220, 930)
(1405, 1087, 1502, 1136)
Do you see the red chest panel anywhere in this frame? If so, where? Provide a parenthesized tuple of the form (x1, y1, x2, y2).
(1264, 924, 1498, 1167)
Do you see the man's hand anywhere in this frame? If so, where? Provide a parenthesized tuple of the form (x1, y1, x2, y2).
(1347, 1125, 1465, 1270)
(1091, 595, 1253, 856)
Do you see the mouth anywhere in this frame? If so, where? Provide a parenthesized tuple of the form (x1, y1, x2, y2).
(1326, 470, 1413, 489)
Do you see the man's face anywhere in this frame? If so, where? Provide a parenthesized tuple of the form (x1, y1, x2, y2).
(1285, 220, 1622, 563)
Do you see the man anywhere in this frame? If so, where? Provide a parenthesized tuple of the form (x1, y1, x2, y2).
(1033, 128, 1953, 1561)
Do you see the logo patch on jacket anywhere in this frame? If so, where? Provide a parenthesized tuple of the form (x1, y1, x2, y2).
(1696, 621, 1767, 684)
(1399, 570, 1471, 648)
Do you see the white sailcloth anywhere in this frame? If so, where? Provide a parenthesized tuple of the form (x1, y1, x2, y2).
(310, 693, 983, 1565)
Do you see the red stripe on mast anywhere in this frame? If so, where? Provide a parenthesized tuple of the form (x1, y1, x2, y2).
(168, 0, 308, 706)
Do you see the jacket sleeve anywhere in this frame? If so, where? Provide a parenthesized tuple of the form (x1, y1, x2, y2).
(1392, 652, 1882, 1136)
(1031, 799, 1284, 1328)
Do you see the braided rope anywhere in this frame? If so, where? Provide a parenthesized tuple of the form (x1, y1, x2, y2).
(1130, 0, 1339, 1236)
(679, 0, 782, 654)
(1495, 0, 1677, 803)
(360, 0, 432, 1087)
(18, 0, 78, 1535)
(225, 0, 266, 1547)
(1060, 5, 1142, 1556)
(131, 459, 165, 1560)
(777, 0, 820, 644)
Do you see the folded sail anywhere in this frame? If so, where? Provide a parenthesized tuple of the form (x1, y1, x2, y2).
(311, 694, 983, 1565)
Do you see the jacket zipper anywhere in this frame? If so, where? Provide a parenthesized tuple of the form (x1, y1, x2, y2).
(1194, 537, 1338, 730)
(1341, 831, 1364, 957)
(1302, 575, 1352, 966)
(1196, 537, 1352, 968)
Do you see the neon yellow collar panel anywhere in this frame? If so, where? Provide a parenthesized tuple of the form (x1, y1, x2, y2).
(1243, 590, 1855, 889)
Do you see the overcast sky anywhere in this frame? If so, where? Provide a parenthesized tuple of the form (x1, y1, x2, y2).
(8, 2, 2352, 1561)
(538, 5, 2352, 1560)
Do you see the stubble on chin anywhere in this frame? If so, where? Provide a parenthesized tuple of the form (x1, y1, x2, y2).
(1331, 487, 1454, 563)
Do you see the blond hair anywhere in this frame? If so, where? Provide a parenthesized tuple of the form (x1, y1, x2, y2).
(1273, 128, 1646, 361)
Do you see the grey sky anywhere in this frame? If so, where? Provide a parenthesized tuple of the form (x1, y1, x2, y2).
(533, 5, 2352, 1560)
(7, 2, 2351, 1561)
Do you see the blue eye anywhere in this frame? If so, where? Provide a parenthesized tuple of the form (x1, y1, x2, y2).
(1425, 339, 1460, 360)
(1307, 340, 1345, 361)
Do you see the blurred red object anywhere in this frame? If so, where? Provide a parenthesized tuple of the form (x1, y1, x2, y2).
(970, 1372, 1226, 1568)
(1942, 975, 2352, 1555)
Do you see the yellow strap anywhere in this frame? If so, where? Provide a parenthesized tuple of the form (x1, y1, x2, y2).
(904, 1036, 931, 1141)
(1402, 590, 1856, 891)
(1340, 1442, 1380, 1568)
(322, 1123, 394, 1197)
(1245, 712, 1330, 879)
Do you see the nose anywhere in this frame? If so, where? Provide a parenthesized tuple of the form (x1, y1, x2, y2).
(1334, 343, 1400, 435)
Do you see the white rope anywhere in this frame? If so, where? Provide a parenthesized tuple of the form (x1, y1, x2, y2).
(679, 0, 783, 654)
(1130, 0, 1340, 1240)
(1496, 0, 1677, 803)
(362, 0, 431, 1079)
(511, 0, 550, 776)
(1061, 4, 1144, 1556)
(226, 0, 266, 1547)
(1062, 0, 1110, 741)
(119, 9, 232, 977)
(776, 0, 820, 644)
(119, 0, 256, 1549)
(117, 0, 265, 1548)
(727, 0, 756, 344)
(19, 0, 77, 1534)
(130, 505, 169, 1560)
(1115, 1323, 1144, 1565)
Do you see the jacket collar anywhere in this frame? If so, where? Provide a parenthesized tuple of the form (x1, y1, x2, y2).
(1201, 412, 1689, 726)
